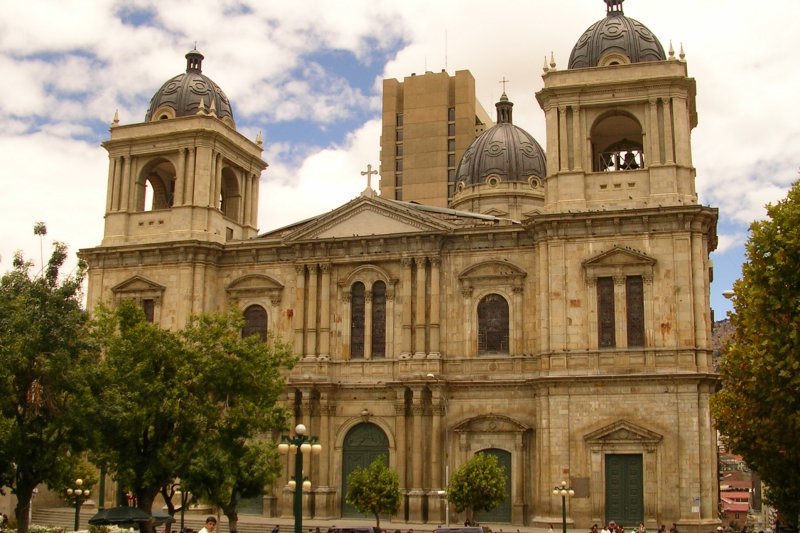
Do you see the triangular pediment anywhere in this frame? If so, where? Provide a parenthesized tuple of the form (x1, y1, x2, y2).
(111, 275, 166, 295)
(227, 274, 284, 304)
(483, 207, 509, 217)
(584, 419, 662, 445)
(453, 413, 529, 434)
(285, 194, 453, 242)
(583, 245, 656, 268)
(459, 260, 527, 282)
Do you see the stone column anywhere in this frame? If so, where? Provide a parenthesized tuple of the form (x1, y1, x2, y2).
(175, 148, 186, 206)
(513, 285, 524, 355)
(120, 155, 131, 211)
(319, 264, 331, 359)
(316, 393, 336, 519)
(364, 289, 373, 359)
(429, 257, 441, 357)
(306, 264, 318, 358)
(294, 264, 306, 356)
(414, 257, 427, 357)
(394, 391, 408, 489)
(586, 277, 598, 350)
(242, 173, 251, 223)
(512, 433, 526, 524)
(662, 97, 675, 164)
(386, 284, 396, 358)
(401, 257, 413, 357)
(571, 105, 583, 171)
(185, 148, 196, 205)
(648, 98, 661, 165)
(558, 106, 569, 171)
(105, 156, 116, 212)
(251, 174, 260, 226)
(430, 393, 445, 523)
(462, 285, 473, 357)
(407, 386, 426, 521)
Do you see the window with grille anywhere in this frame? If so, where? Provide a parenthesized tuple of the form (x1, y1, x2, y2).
(597, 277, 616, 348)
(242, 304, 267, 341)
(371, 281, 386, 358)
(477, 293, 509, 354)
(350, 282, 365, 358)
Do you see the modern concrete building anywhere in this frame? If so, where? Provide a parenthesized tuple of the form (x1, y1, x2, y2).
(80, 1, 719, 530)
(380, 69, 492, 206)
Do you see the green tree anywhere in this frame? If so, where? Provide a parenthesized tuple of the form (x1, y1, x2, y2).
(86, 303, 294, 533)
(177, 311, 293, 533)
(0, 245, 94, 533)
(711, 179, 800, 529)
(447, 452, 506, 524)
(345, 455, 401, 529)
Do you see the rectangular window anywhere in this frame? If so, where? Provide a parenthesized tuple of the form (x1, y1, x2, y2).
(626, 276, 645, 347)
(396, 113, 403, 127)
(447, 153, 455, 167)
(447, 123, 456, 136)
(142, 299, 155, 323)
(395, 188, 403, 200)
(395, 172, 402, 186)
(448, 107, 455, 121)
(396, 143, 403, 157)
(396, 128, 403, 141)
(597, 277, 615, 348)
(448, 169, 456, 182)
(395, 159, 403, 171)
(448, 138, 456, 151)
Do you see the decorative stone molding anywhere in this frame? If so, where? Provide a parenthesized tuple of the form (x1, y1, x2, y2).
(582, 245, 656, 284)
(458, 259, 527, 295)
(453, 413, 529, 435)
(111, 275, 166, 304)
(583, 419, 663, 447)
(226, 274, 285, 305)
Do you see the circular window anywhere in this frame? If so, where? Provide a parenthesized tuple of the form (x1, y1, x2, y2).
(457, 181, 465, 192)
(529, 176, 541, 189)
(487, 176, 499, 187)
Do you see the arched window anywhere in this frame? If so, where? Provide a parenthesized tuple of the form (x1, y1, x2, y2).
(220, 167, 241, 221)
(137, 159, 176, 211)
(242, 305, 267, 341)
(371, 281, 386, 358)
(478, 293, 509, 354)
(350, 282, 365, 358)
(591, 113, 644, 172)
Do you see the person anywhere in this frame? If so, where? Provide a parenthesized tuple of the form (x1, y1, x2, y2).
(672, 523, 679, 533)
(602, 523, 612, 533)
(549, 525, 554, 533)
(639, 523, 646, 533)
(199, 517, 217, 533)
(272, 526, 280, 533)
(590, 524, 599, 533)
(1, 514, 8, 531)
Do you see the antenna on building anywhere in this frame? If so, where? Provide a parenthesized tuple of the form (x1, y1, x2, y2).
(444, 30, 448, 72)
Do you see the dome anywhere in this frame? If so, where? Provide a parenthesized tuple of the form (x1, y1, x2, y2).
(568, 0, 665, 69)
(455, 93, 546, 188)
(144, 49, 235, 127)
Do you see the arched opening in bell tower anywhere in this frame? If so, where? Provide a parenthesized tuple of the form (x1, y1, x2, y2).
(591, 112, 644, 172)
(220, 167, 241, 221)
(137, 158, 176, 211)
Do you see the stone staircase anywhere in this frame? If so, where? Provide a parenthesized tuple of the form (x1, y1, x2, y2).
(30, 508, 277, 533)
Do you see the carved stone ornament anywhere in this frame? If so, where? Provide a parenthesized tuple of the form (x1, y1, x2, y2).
(453, 413, 529, 435)
(226, 274, 284, 305)
(111, 275, 166, 303)
(584, 419, 663, 447)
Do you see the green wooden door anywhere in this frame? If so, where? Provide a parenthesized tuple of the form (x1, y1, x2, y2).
(605, 454, 643, 527)
(475, 448, 512, 523)
(341, 423, 389, 517)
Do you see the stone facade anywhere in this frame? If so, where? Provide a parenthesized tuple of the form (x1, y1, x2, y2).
(80, 4, 719, 530)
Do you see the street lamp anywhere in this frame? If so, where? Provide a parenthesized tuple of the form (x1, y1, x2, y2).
(66, 479, 91, 531)
(553, 480, 574, 533)
(278, 423, 322, 533)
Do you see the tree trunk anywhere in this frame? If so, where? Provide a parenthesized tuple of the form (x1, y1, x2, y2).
(137, 490, 158, 533)
(374, 511, 381, 530)
(222, 505, 239, 533)
(14, 491, 32, 533)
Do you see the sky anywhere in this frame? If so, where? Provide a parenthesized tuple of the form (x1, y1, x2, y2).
(1, 0, 799, 318)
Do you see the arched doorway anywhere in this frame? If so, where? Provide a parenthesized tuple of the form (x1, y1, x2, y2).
(341, 423, 389, 517)
(474, 448, 512, 523)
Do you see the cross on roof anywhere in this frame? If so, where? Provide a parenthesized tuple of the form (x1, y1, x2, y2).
(499, 76, 510, 93)
(361, 164, 378, 189)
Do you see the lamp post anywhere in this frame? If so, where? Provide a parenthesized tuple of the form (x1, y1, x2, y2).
(278, 424, 322, 533)
(66, 479, 91, 531)
(553, 480, 574, 533)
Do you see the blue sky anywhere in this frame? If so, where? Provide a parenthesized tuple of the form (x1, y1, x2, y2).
(1, 0, 799, 318)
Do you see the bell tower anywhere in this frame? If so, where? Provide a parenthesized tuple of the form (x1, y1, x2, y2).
(536, 0, 697, 213)
(101, 49, 267, 247)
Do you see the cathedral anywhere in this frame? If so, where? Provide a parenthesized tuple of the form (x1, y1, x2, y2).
(80, 0, 719, 529)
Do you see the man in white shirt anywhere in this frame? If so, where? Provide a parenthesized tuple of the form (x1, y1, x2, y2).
(199, 516, 217, 533)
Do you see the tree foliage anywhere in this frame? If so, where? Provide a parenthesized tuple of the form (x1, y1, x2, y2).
(86, 303, 294, 533)
(447, 452, 506, 523)
(345, 455, 401, 529)
(0, 245, 94, 533)
(711, 179, 800, 526)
